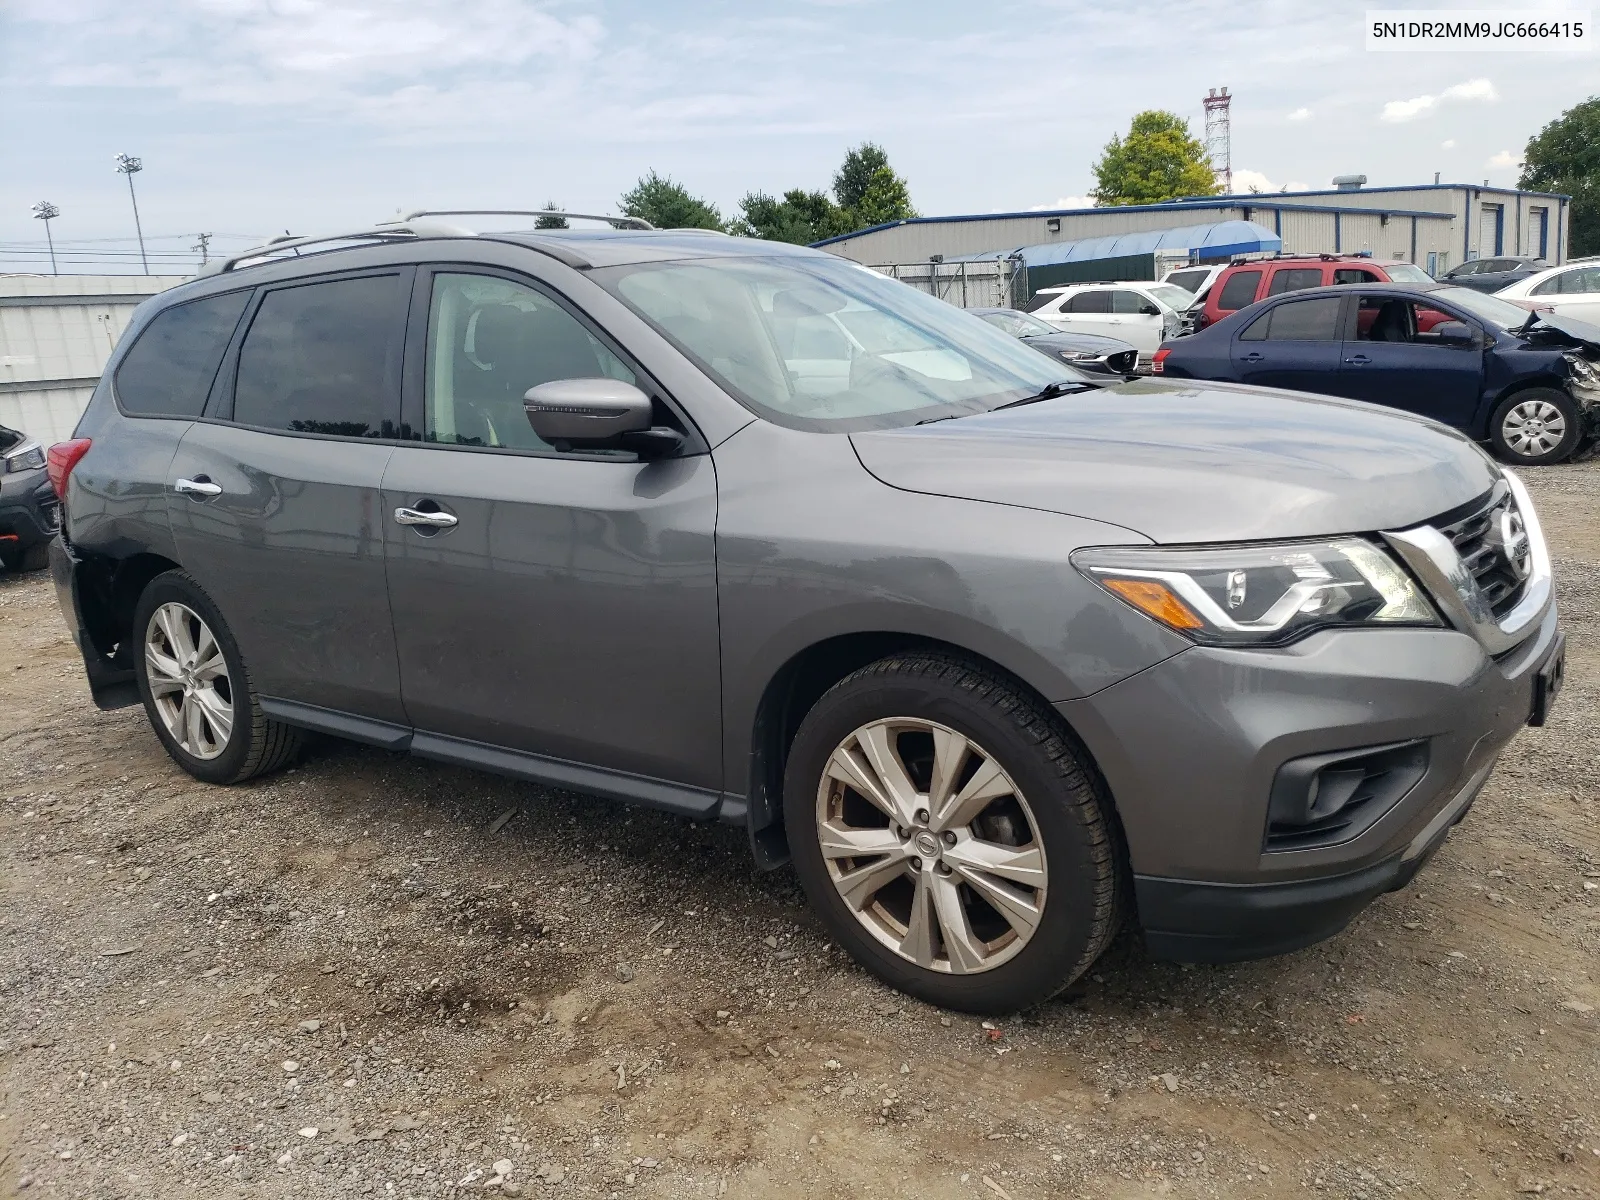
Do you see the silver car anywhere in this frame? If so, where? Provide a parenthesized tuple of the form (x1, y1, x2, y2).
(48, 214, 1565, 1013)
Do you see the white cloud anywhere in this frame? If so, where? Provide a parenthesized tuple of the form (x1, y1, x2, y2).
(1381, 78, 1497, 122)
(1442, 139, 1457, 149)
(1487, 149, 1519, 169)
(1287, 107, 1310, 121)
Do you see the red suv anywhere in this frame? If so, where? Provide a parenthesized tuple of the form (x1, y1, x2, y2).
(1195, 255, 1436, 330)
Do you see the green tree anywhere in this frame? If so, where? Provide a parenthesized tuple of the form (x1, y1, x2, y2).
(619, 171, 724, 230)
(833, 143, 892, 211)
(1090, 111, 1219, 206)
(535, 201, 569, 230)
(1520, 96, 1600, 257)
(734, 188, 850, 243)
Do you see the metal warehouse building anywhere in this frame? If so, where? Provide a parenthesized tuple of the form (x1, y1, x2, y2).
(0, 275, 186, 442)
(815, 182, 1573, 284)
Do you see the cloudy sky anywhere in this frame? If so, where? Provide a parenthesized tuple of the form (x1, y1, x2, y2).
(1, 0, 1595, 272)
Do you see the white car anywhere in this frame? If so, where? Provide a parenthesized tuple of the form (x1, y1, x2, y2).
(1025, 282, 1194, 358)
(1494, 258, 1600, 327)
(1161, 263, 1227, 305)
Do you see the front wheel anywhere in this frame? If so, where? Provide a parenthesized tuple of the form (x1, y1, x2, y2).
(783, 653, 1123, 1014)
(1489, 388, 1582, 466)
(133, 570, 304, 784)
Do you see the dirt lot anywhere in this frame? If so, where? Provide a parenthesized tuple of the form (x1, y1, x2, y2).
(2, 467, 1598, 1200)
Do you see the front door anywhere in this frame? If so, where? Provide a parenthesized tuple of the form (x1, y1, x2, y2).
(1228, 294, 1346, 393)
(380, 268, 722, 792)
(1104, 289, 1164, 354)
(167, 269, 411, 723)
(1337, 295, 1484, 428)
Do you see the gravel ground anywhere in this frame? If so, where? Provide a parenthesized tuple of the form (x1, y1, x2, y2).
(2, 465, 1598, 1200)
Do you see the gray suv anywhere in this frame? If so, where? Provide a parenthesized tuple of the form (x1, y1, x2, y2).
(49, 213, 1565, 1013)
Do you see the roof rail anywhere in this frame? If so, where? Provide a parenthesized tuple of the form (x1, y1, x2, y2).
(202, 228, 423, 276)
(399, 209, 654, 231)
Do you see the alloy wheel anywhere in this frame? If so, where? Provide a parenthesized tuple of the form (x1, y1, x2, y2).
(144, 601, 234, 760)
(1502, 399, 1567, 458)
(815, 718, 1047, 974)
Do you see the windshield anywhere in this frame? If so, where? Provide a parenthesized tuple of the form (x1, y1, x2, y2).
(1431, 286, 1537, 329)
(596, 255, 1080, 431)
(1147, 283, 1195, 310)
(977, 309, 1058, 338)
(1383, 263, 1434, 284)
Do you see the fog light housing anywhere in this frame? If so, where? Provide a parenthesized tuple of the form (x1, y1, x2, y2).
(1265, 739, 1429, 852)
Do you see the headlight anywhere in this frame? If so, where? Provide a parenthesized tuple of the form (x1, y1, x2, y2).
(2, 442, 45, 474)
(1565, 352, 1597, 384)
(1061, 350, 1101, 362)
(1073, 539, 1440, 647)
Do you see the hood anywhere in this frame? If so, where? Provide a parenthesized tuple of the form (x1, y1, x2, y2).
(1021, 331, 1137, 354)
(850, 378, 1501, 544)
(1525, 310, 1600, 353)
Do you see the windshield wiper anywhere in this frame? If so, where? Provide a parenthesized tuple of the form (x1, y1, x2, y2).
(990, 379, 1098, 411)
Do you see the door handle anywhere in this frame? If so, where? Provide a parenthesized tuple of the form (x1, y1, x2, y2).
(173, 477, 222, 497)
(1344, 354, 1371, 365)
(394, 507, 458, 529)
(1241, 352, 1264, 363)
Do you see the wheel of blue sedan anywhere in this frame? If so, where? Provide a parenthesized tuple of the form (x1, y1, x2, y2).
(1490, 388, 1581, 466)
(784, 653, 1123, 1013)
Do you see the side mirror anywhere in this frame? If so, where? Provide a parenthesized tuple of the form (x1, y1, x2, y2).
(1431, 320, 1475, 346)
(1139, 303, 1161, 316)
(524, 379, 653, 444)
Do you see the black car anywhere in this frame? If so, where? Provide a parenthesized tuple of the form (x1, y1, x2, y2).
(970, 307, 1139, 375)
(1154, 282, 1600, 466)
(0, 423, 57, 572)
(1437, 256, 1547, 293)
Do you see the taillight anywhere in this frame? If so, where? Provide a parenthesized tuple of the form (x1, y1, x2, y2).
(46, 438, 92, 500)
(1152, 348, 1171, 374)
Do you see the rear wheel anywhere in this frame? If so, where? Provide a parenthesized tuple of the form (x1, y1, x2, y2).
(1489, 388, 1581, 466)
(133, 571, 304, 784)
(784, 653, 1122, 1013)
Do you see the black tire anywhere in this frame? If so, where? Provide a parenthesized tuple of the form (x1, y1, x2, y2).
(783, 652, 1123, 1014)
(1489, 387, 1582, 467)
(0, 543, 49, 573)
(132, 570, 304, 784)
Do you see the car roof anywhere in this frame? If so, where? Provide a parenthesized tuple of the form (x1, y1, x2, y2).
(1252, 280, 1453, 299)
(1039, 281, 1158, 293)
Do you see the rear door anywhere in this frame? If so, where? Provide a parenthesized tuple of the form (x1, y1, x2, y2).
(1207, 268, 1262, 325)
(167, 268, 411, 724)
(1228, 294, 1346, 392)
(1050, 289, 1113, 335)
(1338, 294, 1484, 427)
(1535, 265, 1600, 325)
(379, 265, 722, 794)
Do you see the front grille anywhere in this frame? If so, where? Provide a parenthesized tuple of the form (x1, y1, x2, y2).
(1107, 350, 1138, 374)
(1437, 491, 1528, 619)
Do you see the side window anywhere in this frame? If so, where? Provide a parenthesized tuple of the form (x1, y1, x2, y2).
(1532, 271, 1565, 296)
(1215, 270, 1261, 311)
(1266, 268, 1325, 296)
(114, 290, 251, 417)
(232, 275, 405, 437)
(1333, 269, 1381, 285)
(425, 273, 635, 451)
(1065, 291, 1110, 314)
(1261, 297, 1343, 340)
(1109, 291, 1147, 314)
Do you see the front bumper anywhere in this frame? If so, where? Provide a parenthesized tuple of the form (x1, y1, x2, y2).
(0, 468, 59, 552)
(1058, 600, 1561, 961)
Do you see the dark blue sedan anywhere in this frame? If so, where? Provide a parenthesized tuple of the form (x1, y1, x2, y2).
(1153, 282, 1600, 466)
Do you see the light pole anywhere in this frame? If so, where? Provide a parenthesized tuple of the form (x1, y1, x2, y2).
(31, 201, 60, 275)
(114, 154, 149, 274)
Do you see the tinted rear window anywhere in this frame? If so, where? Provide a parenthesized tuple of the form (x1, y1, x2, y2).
(1245, 296, 1343, 341)
(114, 291, 251, 417)
(231, 274, 406, 437)
(1165, 270, 1209, 294)
(1267, 268, 1325, 296)
(1216, 270, 1261, 311)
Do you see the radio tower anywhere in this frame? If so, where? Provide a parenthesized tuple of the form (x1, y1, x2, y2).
(1203, 87, 1232, 194)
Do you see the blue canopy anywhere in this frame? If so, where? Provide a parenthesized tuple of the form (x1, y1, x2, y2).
(950, 220, 1280, 265)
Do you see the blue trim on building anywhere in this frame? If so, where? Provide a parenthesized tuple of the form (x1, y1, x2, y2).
(1334, 212, 1341, 253)
(811, 199, 1455, 248)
